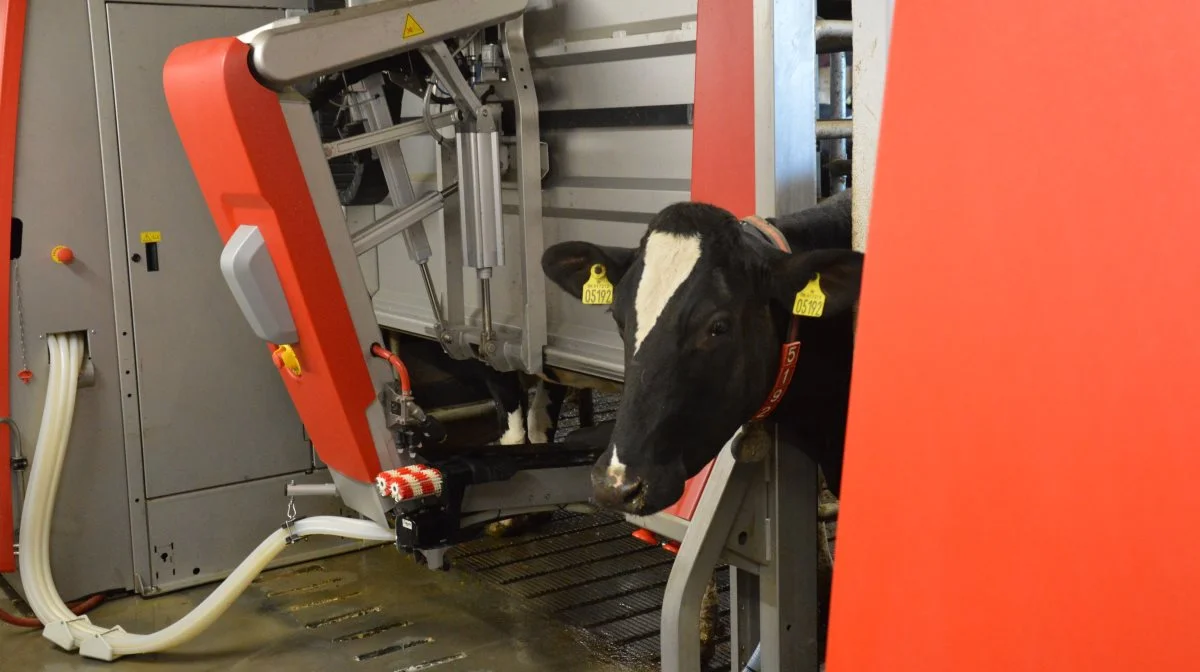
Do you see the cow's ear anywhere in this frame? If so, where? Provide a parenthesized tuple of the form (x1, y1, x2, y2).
(766, 249, 864, 319)
(542, 241, 637, 299)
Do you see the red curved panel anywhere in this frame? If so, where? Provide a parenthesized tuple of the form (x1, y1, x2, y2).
(829, 2, 1200, 670)
(162, 38, 381, 483)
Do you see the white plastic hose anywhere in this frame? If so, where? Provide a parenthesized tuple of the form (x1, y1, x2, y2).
(18, 333, 396, 661)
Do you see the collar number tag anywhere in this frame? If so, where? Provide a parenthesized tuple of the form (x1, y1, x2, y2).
(792, 273, 826, 318)
(582, 264, 614, 305)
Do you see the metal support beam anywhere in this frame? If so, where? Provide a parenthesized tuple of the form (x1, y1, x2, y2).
(757, 430, 821, 670)
(501, 16, 548, 375)
(346, 73, 435, 264)
(851, 0, 895, 252)
(660, 447, 758, 672)
(323, 109, 456, 159)
(242, 0, 529, 89)
(420, 41, 485, 121)
(815, 18, 853, 53)
(816, 119, 853, 140)
(426, 399, 497, 424)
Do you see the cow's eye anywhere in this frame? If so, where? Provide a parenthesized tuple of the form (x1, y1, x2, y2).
(708, 319, 730, 337)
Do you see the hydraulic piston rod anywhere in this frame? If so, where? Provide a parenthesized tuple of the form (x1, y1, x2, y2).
(352, 183, 459, 255)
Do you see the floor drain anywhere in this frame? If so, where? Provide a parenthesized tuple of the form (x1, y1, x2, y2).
(305, 606, 382, 629)
(285, 591, 364, 612)
(355, 636, 434, 662)
(392, 653, 468, 671)
(264, 577, 344, 597)
(333, 621, 412, 643)
(253, 564, 324, 583)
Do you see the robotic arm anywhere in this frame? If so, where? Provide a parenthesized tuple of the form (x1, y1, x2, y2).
(163, 0, 581, 546)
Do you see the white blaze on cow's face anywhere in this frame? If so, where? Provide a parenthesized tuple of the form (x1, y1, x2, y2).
(606, 444, 627, 487)
(634, 232, 703, 355)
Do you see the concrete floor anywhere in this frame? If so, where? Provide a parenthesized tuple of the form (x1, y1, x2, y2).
(0, 545, 636, 671)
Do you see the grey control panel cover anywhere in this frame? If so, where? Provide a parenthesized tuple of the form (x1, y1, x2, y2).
(219, 224, 298, 344)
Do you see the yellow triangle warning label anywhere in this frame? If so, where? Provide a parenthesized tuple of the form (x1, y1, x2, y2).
(402, 14, 425, 39)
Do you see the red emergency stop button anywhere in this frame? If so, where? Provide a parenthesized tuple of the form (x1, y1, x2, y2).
(51, 245, 74, 264)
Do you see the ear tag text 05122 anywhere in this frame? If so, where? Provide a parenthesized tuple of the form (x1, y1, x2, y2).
(792, 273, 826, 318)
(582, 263, 614, 305)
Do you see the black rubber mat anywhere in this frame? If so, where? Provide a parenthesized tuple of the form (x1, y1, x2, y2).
(450, 388, 734, 671)
(449, 509, 733, 672)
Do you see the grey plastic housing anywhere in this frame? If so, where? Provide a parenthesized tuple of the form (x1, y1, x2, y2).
(219, 224, 298, 344)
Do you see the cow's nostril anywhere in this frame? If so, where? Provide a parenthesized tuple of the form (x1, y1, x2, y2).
(617, 479, 643, 504)
(594, 477, 645, 510)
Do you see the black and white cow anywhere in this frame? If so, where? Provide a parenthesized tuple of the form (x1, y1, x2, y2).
(540, 190, 862, 513)
(391, 331, 569, 446)
(390, 332, 574, 535)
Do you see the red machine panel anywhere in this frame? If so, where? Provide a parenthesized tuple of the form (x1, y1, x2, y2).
(163, 38, 382, 484)
(828, 2, 1200, 670)
(0, 0, 26, 573)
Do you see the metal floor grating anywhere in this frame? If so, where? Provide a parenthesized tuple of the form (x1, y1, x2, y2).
(449, 509, 733, 672)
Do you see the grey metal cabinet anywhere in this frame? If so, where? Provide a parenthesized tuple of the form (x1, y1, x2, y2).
(106, 3, 311, 499)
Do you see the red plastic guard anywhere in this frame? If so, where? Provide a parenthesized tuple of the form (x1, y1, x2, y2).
(828, 2, 1200, 670)
(162, 38, 381, 483)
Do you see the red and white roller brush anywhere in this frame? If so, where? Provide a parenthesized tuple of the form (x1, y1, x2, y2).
(375, 465, 444, 502)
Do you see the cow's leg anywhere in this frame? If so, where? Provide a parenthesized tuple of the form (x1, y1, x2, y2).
(577, 387, 595, 427)
(527, 379, 554, 443)
(817, 471, 838, 662)
(698, 572, 722, 666)
(543, 381, 569, 442)
(484, 373, 534, 538)
(493, 380, 572, 536)
(483, 373, 527, 446)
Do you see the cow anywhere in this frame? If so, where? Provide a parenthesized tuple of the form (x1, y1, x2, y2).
(540, 189, 861, 513)
(541, 191, 860, 661)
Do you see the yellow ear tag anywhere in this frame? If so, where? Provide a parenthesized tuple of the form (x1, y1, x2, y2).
(792, 273, 826, 317)
(582, 264, 614, 305)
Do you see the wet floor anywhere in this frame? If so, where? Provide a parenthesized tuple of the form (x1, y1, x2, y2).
(0, 544, 637, 671)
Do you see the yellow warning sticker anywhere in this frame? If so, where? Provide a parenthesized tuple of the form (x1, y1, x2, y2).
(582, 264, 614, 306)
(792, 273, 826, 318)
(140, 231, 163, 244)
(402, 14, 425, 39)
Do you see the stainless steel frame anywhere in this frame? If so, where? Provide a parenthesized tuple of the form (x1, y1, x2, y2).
(243, 0, 529, 90)
(851, 0, 894, 252)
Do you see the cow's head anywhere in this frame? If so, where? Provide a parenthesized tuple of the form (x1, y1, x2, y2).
(542, 201, 863, 514)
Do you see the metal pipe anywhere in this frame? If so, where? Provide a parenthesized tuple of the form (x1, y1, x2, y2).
(478, 271, 495, 354)
(323, 110, 456, 159)
(828, 51, 849, 193)
(285, 483, 338, 497)
(351, 183, 459, 255)
(815, 19, 853, 53)
(418, 262, 446, 330)
(816, 119, 853, 139)
(426, 400, 497, 423)
(815, 18, 853, 40)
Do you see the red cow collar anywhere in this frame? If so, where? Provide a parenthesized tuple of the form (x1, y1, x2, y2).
(741, 215, 801, 421)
